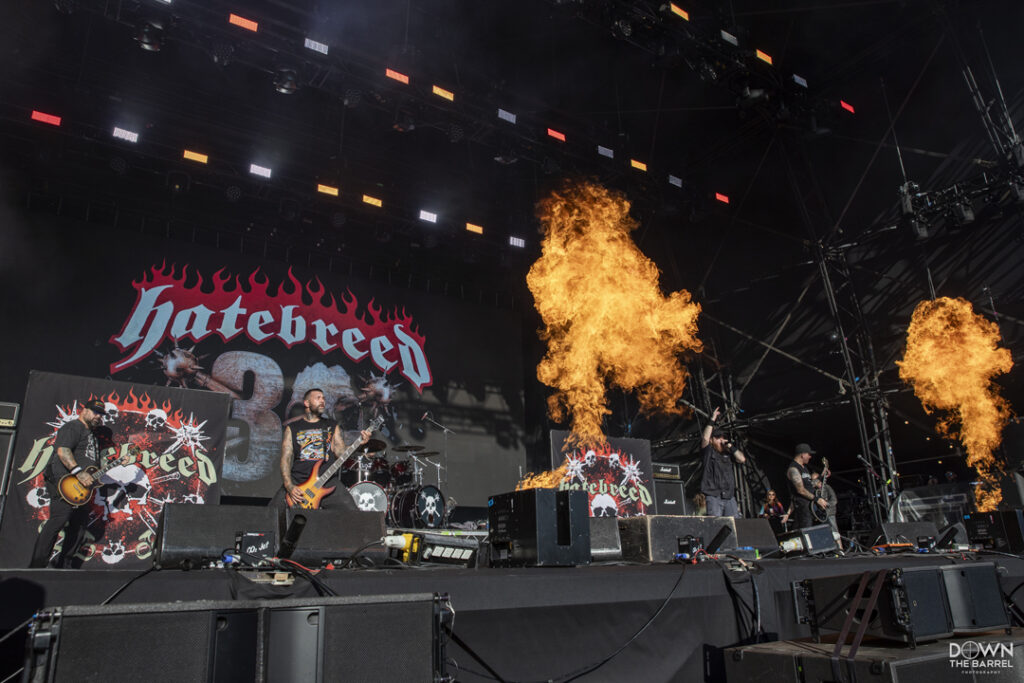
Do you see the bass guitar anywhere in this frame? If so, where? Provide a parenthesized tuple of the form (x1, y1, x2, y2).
(287, 415, 386, 510)
(811, 457, 831, 523)
(58, 446, 137, 507)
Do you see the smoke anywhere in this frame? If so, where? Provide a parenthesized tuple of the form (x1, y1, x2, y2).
(526, 180, 702, 448)
(897, 297, 1013, 511)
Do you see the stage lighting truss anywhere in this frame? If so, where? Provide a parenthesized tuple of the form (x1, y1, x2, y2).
(897, 166, 1024, 238)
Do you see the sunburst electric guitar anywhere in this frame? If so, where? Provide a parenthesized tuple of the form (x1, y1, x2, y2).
(58, 446, 137, 507)
(287, 416, 386, 510)
(811, 457, 831, 523)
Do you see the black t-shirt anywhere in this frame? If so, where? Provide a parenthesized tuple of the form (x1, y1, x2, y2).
(289, 418, 337, 483)
(787, 461, 814, 504)
(48, 419, 99, 483)
(700, 443, 736, 499)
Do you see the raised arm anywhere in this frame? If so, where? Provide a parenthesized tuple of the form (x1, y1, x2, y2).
(701, 407, 721, 448)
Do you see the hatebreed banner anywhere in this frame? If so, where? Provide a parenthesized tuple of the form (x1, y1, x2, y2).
(0, 372, 230, 569)
(549, 430, 654, 517)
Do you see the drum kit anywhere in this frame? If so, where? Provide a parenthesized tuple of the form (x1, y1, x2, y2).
(342, 439, 446, 528)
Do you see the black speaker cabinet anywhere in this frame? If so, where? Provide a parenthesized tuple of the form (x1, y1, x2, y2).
(618, 515, 737, 563)
(589, 516, 622, 561)
(653, 480, 688, 515)
(488, 488, 591, 567)
(871, 521, 939, 546)
(283, 508, 386, 566)
(24, 594, 448, 682)
(964, 510, 1024, 553)
(734, 518, 778, 553)
(942, 562, 1011, 633)
(154, 503, 282, 569)
(803, 566, 954, 645)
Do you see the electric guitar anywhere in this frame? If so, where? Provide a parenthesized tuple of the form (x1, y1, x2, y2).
(287, 416, 386, 510)
(58, 446, 138, 507)
(811, 457, 831, 523)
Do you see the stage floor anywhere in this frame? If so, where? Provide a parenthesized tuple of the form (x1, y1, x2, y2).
(3, 553, 1023, 682)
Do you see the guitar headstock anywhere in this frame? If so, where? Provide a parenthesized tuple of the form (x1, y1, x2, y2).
(369, 414, 385, 431)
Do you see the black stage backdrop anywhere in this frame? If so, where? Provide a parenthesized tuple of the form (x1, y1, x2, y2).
(0, 372, 230, 569)
(0, 218, 527, 506)
(549, 430, 654, 517)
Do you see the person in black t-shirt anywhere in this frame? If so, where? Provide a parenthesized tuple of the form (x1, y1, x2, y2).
(272, 388, 370, 509)
(698, 407, 746, 518)
(29, 399, 108, 568)
(781, 443, 828, 530)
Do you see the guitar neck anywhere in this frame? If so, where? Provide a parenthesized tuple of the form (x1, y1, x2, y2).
(314, 421, 382, 488)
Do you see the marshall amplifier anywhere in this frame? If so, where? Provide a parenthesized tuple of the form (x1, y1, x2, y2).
(651, 462, 681, 480)
(488, 488, 590, 567)
(653, 480, 688, 515)
(0, 402, 19, 428)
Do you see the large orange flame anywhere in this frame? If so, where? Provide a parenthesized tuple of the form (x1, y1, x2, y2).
(897, 297, 1013, 511)
(515, 460, 570, 491)
(526, 181, 702, 448)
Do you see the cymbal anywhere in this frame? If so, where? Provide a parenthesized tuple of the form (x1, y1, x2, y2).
(392, 444, 425, 452)
(357, 438, 387, 453)
(416, 451, 440, 457)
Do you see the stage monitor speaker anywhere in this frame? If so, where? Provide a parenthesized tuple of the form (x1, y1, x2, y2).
(942, 562, 1011, 633)
(871, 521, 939, 546)
(964, 510, 1024, 553)
(154, 503, 282, 569)
(589, 516, 622, 561)
(24, 594, 448, 682)
(488, 489, 590, 567)
(802, 566, 954, 645)
(734, 518, 778, 553)
(618, 515, 737, 563)
(283, 508, 385, 566)
(653, 480, 688, 515)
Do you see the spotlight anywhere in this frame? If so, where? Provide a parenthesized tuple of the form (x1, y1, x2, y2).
(466, 223, 484, 235)
(112, 126, 139, 143)
(419, 210, 438, 223)
(668, 175, 682, 188)
(497, 108, 517, 124)
(273, 68, 299, 95)
(135, 20, 163, 52)
(509, 236, 525, 248)
(303, 38, 329, 55)
(249, 164, 272, 179)
(597, 145, 614, 159)
(792, 74, 809, 88)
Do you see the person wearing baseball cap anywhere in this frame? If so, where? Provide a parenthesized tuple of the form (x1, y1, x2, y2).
(29, 399, 107, 568)
(781, 442, 828, 531)
(698, 407, 746, 518)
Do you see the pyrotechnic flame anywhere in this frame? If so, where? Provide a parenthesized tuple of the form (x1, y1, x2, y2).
(897, 297, 1013, 511)
(515, 460, 570, 491)
(527, 181, 702, 448)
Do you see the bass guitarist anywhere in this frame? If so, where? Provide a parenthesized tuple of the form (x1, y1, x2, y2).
(273, 388, 371, 510)
(29, 399, 111, 568)
(781, 443, 828, 531)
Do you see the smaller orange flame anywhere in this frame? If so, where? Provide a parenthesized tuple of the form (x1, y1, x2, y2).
(516, 460, 570, 491)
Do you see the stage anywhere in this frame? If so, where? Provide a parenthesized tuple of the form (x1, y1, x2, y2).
(3, 552, 1023, 681)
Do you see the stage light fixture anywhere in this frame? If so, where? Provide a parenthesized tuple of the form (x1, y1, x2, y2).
(229, 13, 258, 32)
(630, 159, 647, 171)
(668, 3, 689, 20)
(385, 68, 409, 84)
(466, 223, 483, 234)
(509, 236, 525, 248)
(362, 195, 382, 207)
(597, 145, 614, 158)
(952, 200, 975, 225)
(183, 149, 208, 164)
(343, 89, 362, 108)
(274, 68, 299, 95)
(31, 110, 61, 126)
(317, 184, 339, 197)
(755, 49, 773, 65)
(547, 128, 566, 142)
(419, 210, 438, 223)
(112, 127, 139, 143)
(715, 192, 730, 204)
(668, 175, 682, 188)
(792, 74, 808, 88)
(720, 30, 738, 46)
(135, 20, 163, 52)
(432, 85, 454, 101)
(249, 164, 272, 179)
(304, 38, 328, 55)
(840, 100, 855, 114)
(497, 108, 517, 124)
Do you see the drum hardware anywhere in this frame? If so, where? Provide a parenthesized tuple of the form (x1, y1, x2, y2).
(392, 444, 425, 453)
(358, 438, 388, 454)
(421, 412, 455, 495)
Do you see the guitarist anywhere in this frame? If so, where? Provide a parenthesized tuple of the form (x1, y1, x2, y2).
(29, 399, 111, 568)
(273, 388, 371, 510)
(780, 443, 828, 532)
(811, 471, 842, 549)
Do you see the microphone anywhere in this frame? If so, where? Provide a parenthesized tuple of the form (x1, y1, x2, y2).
(704, 525, 734, 555)
(277, 514, 307, 559)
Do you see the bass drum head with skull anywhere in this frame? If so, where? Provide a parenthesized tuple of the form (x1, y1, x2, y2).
(389, 485, 445, 529)
(348, 481, 388, 512)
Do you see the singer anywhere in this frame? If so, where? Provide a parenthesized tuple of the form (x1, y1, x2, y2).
(269, 388, 369, 510)
(699, 407, 746, 518)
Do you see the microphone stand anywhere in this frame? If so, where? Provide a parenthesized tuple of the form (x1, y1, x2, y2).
(424, 413, 455, 493)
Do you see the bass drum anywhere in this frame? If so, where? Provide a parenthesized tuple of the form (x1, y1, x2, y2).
(389, 485, 445, 529)
(348, 481, 389, 512)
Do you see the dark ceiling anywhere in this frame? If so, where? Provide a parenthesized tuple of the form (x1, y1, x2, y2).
(2, 0, 1023, 487)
